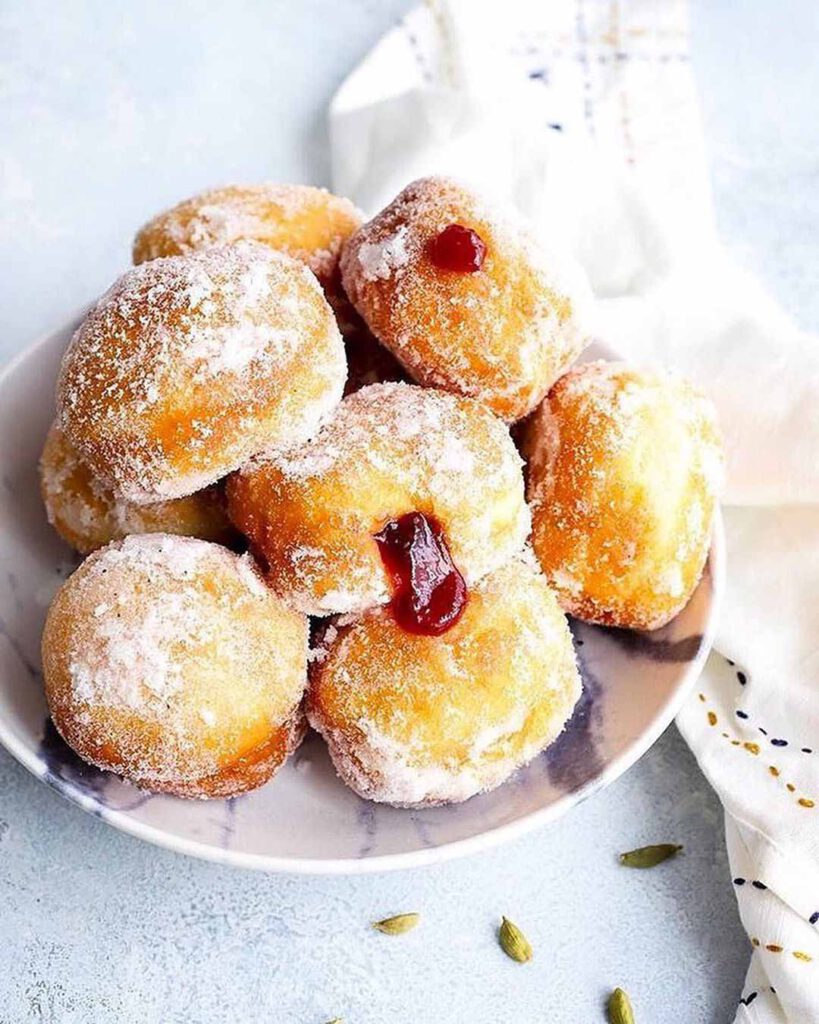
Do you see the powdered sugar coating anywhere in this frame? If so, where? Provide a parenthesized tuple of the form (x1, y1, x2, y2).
(57, 242, 346, 504)
(340, 176, 594, 422)
(227, 382, 530, 616)
(39, 421, 235, 554)
(356, 225, 411, 281)
(307, 556, 581, 807)
(524, 360, 724, 629)
(42, 534, 309, 797)
(133, 183, 363, 284)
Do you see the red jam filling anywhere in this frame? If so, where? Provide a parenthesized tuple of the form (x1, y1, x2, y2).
(374, 512, 467, 636)
(427, 224, 487, 273)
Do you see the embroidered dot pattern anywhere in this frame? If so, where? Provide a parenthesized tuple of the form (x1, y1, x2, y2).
(747, 939, 813, 963)
(699, 693, 815, 810)
(739, 986, 778, 1008)
(725, 666, 814, 758)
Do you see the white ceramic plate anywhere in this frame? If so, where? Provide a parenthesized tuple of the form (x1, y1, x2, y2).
(0, 317, 723, 873)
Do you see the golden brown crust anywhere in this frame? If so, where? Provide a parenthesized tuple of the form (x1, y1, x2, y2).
(226, 383, 530, 616)
(307, 556, 581, 807)
(57, 243, 346, 504)
(42, 535, 309, 798)
(133, 183, 362, 286)
(340, 176, 592, 422)
(137, 706, 306, 799)
(523, 361, 724, 630)
(39, 421, 236, 554)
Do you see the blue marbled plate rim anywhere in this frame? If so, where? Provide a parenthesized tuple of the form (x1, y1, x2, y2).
(0, 316, 725, 874)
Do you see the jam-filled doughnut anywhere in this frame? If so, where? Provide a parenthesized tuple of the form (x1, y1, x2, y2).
(523, 361, 724, 630)
(133, 183, 362, 288)
(40, 421, 235, 554)
(57, 242, 345, 504)
(42, 534, 308, 798)
(307, 556, 581, 807)
(340, 176, 593, 422)
(227, 382, 530, 616)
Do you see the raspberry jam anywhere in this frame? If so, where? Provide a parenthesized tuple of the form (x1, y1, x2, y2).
(374, 512, 467, 636)
(427, 224, 487, 273)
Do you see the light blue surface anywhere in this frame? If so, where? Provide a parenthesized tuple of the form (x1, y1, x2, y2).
(0, 1, 814, 1021)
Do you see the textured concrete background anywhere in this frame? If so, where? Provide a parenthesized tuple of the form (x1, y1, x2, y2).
(0, 2, 815, 1022)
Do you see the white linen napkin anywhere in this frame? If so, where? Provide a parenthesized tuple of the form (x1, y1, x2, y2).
(329, 1, 819, 1019)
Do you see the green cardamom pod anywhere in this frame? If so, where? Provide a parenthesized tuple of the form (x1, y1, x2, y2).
(608, 987, 635, 1024)
(619, 843, 682, 868)
(372, 912, 420, 935)
(498, 916, 533, 963)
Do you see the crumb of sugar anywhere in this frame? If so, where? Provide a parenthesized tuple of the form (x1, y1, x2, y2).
(356, 226, 410, 281)
(656, 563, 685, 598)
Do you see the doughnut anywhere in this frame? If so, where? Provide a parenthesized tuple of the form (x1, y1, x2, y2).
(307, 556, 581, 807)
(523, 361, 724, 630)
(40, 421, 236, 554)
(133, 183, 362, 287)
(339, 176, 593, 422)
(226, 382, 530, 616)
(57, 242, 346, 504)
(42, 534, 308, 798)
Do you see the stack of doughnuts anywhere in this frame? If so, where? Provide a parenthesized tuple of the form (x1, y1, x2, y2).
(40, 176, 723, 805)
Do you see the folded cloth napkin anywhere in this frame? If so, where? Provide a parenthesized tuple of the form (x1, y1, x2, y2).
(329, 1, 819, 1019)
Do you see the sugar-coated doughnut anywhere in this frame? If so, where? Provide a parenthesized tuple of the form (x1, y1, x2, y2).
(523, 361, 724, 630)
(226, 382, 530, 616)
(133, 183, 362, 287)
(42, 534, 308, 798)
(307, 556, 581, 807)
(40, 421, 235, 554)
(57, 242, 345, 504)
(340, 176, 593, 422)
